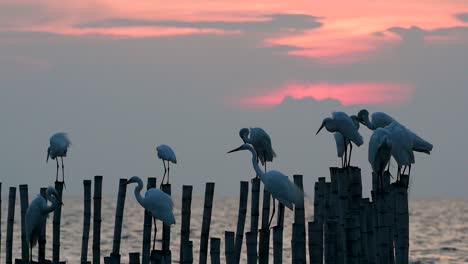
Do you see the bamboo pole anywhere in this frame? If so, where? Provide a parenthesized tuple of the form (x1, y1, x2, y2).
(331, 167, 345, 264)
(110, 178, 128, 263)
(234, 181, 249, 264)
(129, 253, 140, 264)
(395, 175, 409, 264)
(182, 241, 193, 264)
(224, 231, 235, 264)
(199, 182, 215, 264)
(313, 177, 326, 263)
(276, 203, 285, 228)
(308, 221, 321, 264)
(93, 176, 103, 264)
(367, 200, 377, 264)
(81, 180, 92, 264)
(161, 184, 172, 263)
(272, 226, 283, 264)
(39, 187, 47, 262)
(6, 187, 16, 264)
(246, 231, 257, 264)
(53, 181, 64, 264)
(210, 238, 221, 264)
(180, 185, 193, 263)
(250, 178, 260, 263)
(142, 178, 156, 264)
(324, 219, 337, 264)
(292, 223, 306, 264)
(359, 199, 369, 264)
(259, 189, 271, 264)
(345, 215, 360, 264)
(292, 175, 306, 263)
(19, 184, 29, 262)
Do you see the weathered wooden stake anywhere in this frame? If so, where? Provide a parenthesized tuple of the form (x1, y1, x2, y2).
(224, 231, 235, 264)
(180, 185, 193, 263)
(93, 176, 103, 264)
(292, 175, 306, 263)
(324, 219, 337, 264)
(276, 203, 285, 228)
(110, 178, 128, 264)
(19, 184, 29, 262)
(367, 200, 377, 264)
(250, 178, 260, 262)
(272, 226, 283, 264)
(359, 198, 369, 264)
(6, 187, 16, 264)
(258, 189, 271, 264)
(161, 184, 172, 263)
(39, 188, 48, 262)
(210, 238, 221, 264)
(129, 253, 140, 264)
(395, 175, 409, 264)
(52, 181, 65, 264)
(199, 182, 215, 264)
(81, 180, 92, 264)
(246, 231, 257, 264)
(308, 221, 321, 264)
(313, 177, 326, 263)
(142, 178, 156, 264)
(182, 241, 193, 264)
(234, 181, 249, 263)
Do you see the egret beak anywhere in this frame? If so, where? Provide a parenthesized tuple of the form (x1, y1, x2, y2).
(46, 153, 49, 163)
(227, 146, 243, 154)
(125, 180, 131, 185)
(316, 122, 325, 135)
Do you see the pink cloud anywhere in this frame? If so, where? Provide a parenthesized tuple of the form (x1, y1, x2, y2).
(239, 82, 414, 108)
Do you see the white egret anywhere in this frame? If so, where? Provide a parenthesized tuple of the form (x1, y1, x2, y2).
(357, 109, 433, 154)
(46, 132, 71, 184)
(385, 122, 415, 179)
(156, 144, 177, 188)
(228, 143, 303, 228)
(25, 186, 63, 262)
(369, 128, 393, 189)
(316, 112, 364, 167)
(239, 127, 276, 173)
(334, 115, 361, 167)
(126, 176, 176, 250)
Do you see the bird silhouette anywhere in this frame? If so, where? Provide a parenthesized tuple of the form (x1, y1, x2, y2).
(333, 115, 361, 167)
(47, 132, 71, 185)
(369, 127, 393, 190)
(126, 176, 175, 251)
(156, 144, 177, 188)
(228, 143, 302, 228)
(239, 127, 276, 173)
(26, 186, 63, 262)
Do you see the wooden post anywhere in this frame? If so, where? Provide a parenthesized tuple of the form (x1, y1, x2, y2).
(330, 167, 345, 264)
(129, 253, 140, 264)
(142, 178, 156, 264)
(182, 241, 193, 264)
(52, 181, 64, 264)
(81, 180, 92, 264)
(345, 215, 360, 264)
(313, 177, 326, 263)
(292, 175, 306, 263)
(93, 176, 103, 264)
(199, 182, 215, 264)
(110, 178, 128, 264)
(234, 181, 249, 263)
(180, 185, 193, 263)
(259, 189, 271, 264)
(276, 203, 285, 228)
(224, 232, 235, 264)
(272, 226, 283, 264)
(395, 175, 409, 264)
(324, 219, 337, 264)
(39, 188, 47, 262)
(367, 200, 377, 264)
(6, 187, 16, 264)
(19, 184, 29, 262)
(246, 231, 257, 264)
(308, 221, 321, 264)
(250, 178, 260, 263)
(359, 199, 369, 264)
(210, 238, 221, 264)
(161, 184, 172, 264)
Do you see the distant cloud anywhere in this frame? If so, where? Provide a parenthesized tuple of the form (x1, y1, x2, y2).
(455, 13, 468, 23)
(238, 82, 414, 108)
(388, 25, 468, 43)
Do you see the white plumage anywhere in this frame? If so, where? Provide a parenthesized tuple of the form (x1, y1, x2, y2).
(385, 122, 415, 178)
(47, 132, 71, 183)
(228, 143, 303, 227)
(156, 144, 177, 187)
(239, 127, 276, 172)
(127, 176, 175, 250)
(334, 115, 360, 167)
(368, 127, 393, 187)
(25, 187, 62, 262)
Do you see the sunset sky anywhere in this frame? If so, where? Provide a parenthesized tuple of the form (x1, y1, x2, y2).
(1, 0, 467, 197)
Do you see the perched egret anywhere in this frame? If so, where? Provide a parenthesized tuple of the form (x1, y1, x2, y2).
(156, 144, 177, 188)
(357, 109, 433, 154)
(369, 128, 393, 189)
(25, 186, 63, 262)
(239, 127, 276, 173)
(317, 112, 364, 167)
(126, 176, 175, 250)
(228, 143, 303, 228)
(46, 132, 71, 184)
(385, 122, 414, 179)
(333, 115, 361, 167)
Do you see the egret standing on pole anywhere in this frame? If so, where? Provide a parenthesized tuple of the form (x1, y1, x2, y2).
(333, 115, 361, 167)
(316, 112, 364, 167)
(126, 176, 175, 251)
(46, 132, 71, 184)
(239, 127, 276, 173)
(25, 187, 63, 262)
(156, 144, 177, 188)
(368, 127, 393, 190)
(228, 143, 302, 228)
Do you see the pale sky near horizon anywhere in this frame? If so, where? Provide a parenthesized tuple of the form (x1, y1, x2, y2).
(0, 0, 467, 198)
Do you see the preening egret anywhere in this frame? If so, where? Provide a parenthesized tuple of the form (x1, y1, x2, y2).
(25, 186, 63, 262)
(317, 112, 363, 167)
(357, 109, 433, 154)
(369, 128, 392, 189)
(156, 144, 177, 188)
(126, 176, 175, 250)
(385, 122, 414, 179)
(228, 143, 303, 228)
(46, 132, 71, 184)
(334, 115, 361, 167)
(239, 127, 276, 173)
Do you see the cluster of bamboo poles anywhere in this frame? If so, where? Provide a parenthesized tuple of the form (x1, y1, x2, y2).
(0, 167, 409, 264)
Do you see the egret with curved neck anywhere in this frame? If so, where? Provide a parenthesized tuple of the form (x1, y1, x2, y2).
(228, 143, 302, 227)
(239, 127, 276, 174)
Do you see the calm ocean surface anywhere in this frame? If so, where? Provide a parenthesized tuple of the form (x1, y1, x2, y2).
(1, 197, 466, 263)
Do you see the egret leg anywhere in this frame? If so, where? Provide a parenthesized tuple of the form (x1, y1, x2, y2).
(268, 199, 276, 229)
(341, 156, 344, 168)
(56, 158, 59, 182)
(160, 160, 167, 188)
(61, 157, 66, 189)
(167, 161, 170, 185)
(343, 140, 348, 168)
(386, 160, 391, 173)
(348, 143, 353, 167)
(152, 218, 157, 251)
(408, 165, 411, 177)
